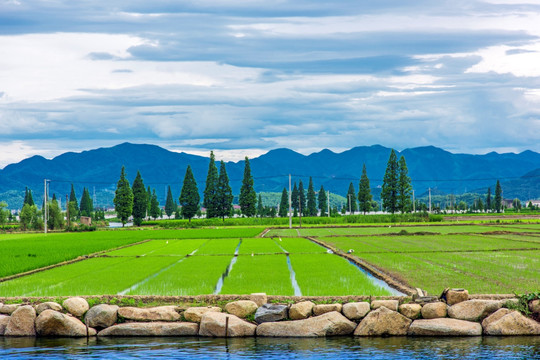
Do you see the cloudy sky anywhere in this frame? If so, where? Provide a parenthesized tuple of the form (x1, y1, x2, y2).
(1, 0, 540, 167)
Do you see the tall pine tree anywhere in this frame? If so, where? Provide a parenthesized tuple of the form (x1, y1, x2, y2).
(80, 188, 93, 217)
(203, 151, 218, 218)
(215, 161, 233, 221)
(486, 188, 492, 211)
(239, 157, 257, 217)
(306, 177, 317, 216)
(318, 185, 327, 217)
(298, 180, 306, 216)
(164, 185, 175, 218)
(381, 149, 399, 213)
(257, 194, 264, 217)
(279, 188, 289, 217)
(358, 163, 372, 214)
(113, 166, 133, 226)
(27, 189, 35, 207)
(69, 184, 79, 213)
(149, 189, 160, 219)
(346, 182, 357, 214)
(397, 156, 412, 213)
(179, 165, 200, 222)
(131, 171, 147, 226)
(291, 182, 299, 216)
(494, 180, 502, 213)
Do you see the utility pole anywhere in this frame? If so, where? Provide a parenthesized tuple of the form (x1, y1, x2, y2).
(428, 187, 432, 213)
(44, 179, 48, 234)
(327, 190, 330, 218)
(288, 174, 292, 229)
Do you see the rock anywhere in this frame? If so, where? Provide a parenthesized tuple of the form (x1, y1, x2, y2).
(257, 311, 356, 337)
(354, 306, 412, 336)
(482, 308, 514, 329)
(98, 322, 199, 336)
(313, 303, 342, 316)
(371, 300, 399, 312)
(408, 318, 482, 336)
(484, 311, 540, 335)
(342, 302, 370, 320)
(36, 310, 97, 337)
(35, 302, 63, 315)
(414, 296, 439, 305)
(289, 301, 314, 320)
(421, 302, 447, 319)
(63, 297, 89, 317)
(446, 289, 469, 305)
(85, 304, 119, 329)
(254, 304, 288, 324)
(448, 300, 502, 322)
(250, 293, 267, 307)
(399, 304, 422, 319)
(199, 312, 256, 337)
(530, 299, 540, 313)
(0, 304, 21, 315)
(224, 301, 258, 318)
(4, 305, 36, 336)
(183, 307, 222, 323)
(0, 315, 9, 335)
(118, 306, 181, 322)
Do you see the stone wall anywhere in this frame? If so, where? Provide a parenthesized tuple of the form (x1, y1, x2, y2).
(0, 290, 539, 338)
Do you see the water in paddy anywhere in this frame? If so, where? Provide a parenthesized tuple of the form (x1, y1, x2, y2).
(1, 336, 539, 359)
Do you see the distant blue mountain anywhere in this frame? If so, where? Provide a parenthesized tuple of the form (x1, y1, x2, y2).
(1, 142, 539, 209)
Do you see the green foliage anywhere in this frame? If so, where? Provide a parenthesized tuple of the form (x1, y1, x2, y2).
(179, 165, 200, 222)
(506, 292, 540, 316)
(131, 171, 147, 226)
(149, 189, 160, 220)
(279, 188, 289, 217)
(291, 182, 299, 214)
(164, 185, 175, 218)
(0, 201, 7, 226)
(257, 193, 264, 217)
(79, 187, 93, 217)
(47, 199, 64, 230)
(68, 201, 79, 222)
(494, 180, 502, 213)
(382, 149, 399, 214)
(397, 155, 412, 213)
(239, 157, 257, 217)
(69, 184, 79, 213)
(19, 204, 42, 231)
(346, 182, 357, 213)
(318, 185, 327, 217)
(486, 187, 492, 210)
(113, 166, 134, 226)
(306, 177, 317, 216)
(298, 180, 306, 216)
(358, 163, 372, 214)
(203, 151, 219, 218)
(215, 161, 233, 220)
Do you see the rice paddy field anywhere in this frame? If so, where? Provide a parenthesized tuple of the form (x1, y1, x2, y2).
(0, 222, 538, 297)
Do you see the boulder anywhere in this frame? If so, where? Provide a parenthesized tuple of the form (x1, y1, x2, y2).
(342, 302, 371, 320)
(85, 304, 119, 329)
(445, 289, 469, 305)
(36, 310, 97, 337)
(4, 305, 36, 336)
(254, 304, 288, 324)
(0, 315, 9, 335)
(408, 318, 482, 336)
(257, 311, 356, 337)
(63, 297, 89, 317)
(421, 302, 447, 319)
(0, 304, 21, 315)
(481, 308, 514, 329)
(289, 301, 314, 320)
(530, 300, 540, 313)
(483, 310, 540, 335)
(183, 307, 222, 323)
(35, 302, 63, 315)
(448, 300, 501, 321)
(399, 304, 422, 319)
(250, 293, 268, 307)
(118, 306, 180, 322)
(354, 306, 412, 336)
(224, 301, 258, 318)
(313, 303, 342, 316)
(371, 300, 398, 312)
(98, 322, 199, 336)
(199, 312, 256, 337)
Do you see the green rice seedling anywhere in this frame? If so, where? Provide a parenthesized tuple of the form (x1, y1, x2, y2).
(196, 239, 241, 255)
(276, 237, 327, 254)
(237, 238, 284, 254)
(220, 254, 294, 295)
(106, 239, 207, 257)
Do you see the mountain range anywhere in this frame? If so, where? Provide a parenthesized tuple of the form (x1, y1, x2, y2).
(1, 143, 539, 209)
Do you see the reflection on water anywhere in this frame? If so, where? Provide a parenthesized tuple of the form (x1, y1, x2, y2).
(1, 336, 540, 359)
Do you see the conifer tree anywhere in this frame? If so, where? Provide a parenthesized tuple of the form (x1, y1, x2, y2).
(306, 177, 317, 216)
(257, 194, 264, 217)
(318, 185, 327, 217)
(358, 163, 372, 214)
(203, 151, 218, 218)
(131, 171, 147, 226)
(149, 189, 160, 220)
(23, 187, 28, 208)
(80, 188, 94, 217)
(486, 187, 492, 211)
(239, 157, 257, 217)
(113, 166, 133, 226)
(346, 182, 357, 214)
(164, 185, 175, 218)
(381, 149, 399, 213)
(147, 186, 152, 217)
(494, 180, 502, 213)
(215, 161, 233, 221)
(69, 184, 79, 212)
(27, 189, 35, 207)
(179, 165, 200, 222)
(298, 180, 306, 216)
(397, 156, 412, 213)
(279, 188, 289, 217)
(291, 182, 299, 216)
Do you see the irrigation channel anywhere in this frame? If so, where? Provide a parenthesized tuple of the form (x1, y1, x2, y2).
(1, 336, 539, 359)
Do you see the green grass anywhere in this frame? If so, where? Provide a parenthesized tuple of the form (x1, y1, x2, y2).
(196, 239, 241, 255)
(105, 239, 207, 256)
(271, 237, 328, 254)
(237, 238, 284, 254)
(289, 254, 392, 296)
(220, 255, 294, 295)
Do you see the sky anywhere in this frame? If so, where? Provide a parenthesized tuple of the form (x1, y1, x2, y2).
(1, 0, 540, 168)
